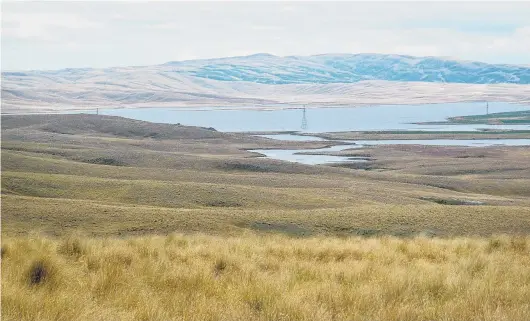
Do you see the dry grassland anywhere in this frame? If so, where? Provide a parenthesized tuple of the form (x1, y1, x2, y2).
(2, 234, 530, 321)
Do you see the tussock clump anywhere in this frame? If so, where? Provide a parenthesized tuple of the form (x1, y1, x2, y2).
(247, 297, 264, 312)
(510, 237, 527, 253)
(487, 238, 503, 252)
(28, 261, 48, 285)
(164, 233, 189, 248)
(1, 244, 9, 258)
(58, 234, 87, 258)
(214, 258, 228, 275)
(103, 250, 134, 267)
(258, 260, 280, 272)
(486, 236, 528, 253)
(26, 259, 58, 287)
(175, 239, 188, 248)
(138, 245, 159, 259)
(86, 255, 101, 271)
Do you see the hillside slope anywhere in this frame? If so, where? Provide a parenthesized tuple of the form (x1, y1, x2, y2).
(3, 54, 530, 113)
(164, 53, 530, 84)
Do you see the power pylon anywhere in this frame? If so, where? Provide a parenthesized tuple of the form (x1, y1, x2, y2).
(301, 107, 308, 130)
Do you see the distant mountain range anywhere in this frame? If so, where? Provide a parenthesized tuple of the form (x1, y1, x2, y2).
(2, 54, 530, 113)
(162, 53, 530, 85)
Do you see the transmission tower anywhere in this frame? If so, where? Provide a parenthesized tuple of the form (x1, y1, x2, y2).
(301, 107, 308, 130)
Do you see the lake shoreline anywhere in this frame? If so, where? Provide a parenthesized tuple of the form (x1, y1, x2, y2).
(298, 130, 530, 140)
(414, 109, 530, 126)
(249, 137, 530, 165)
(3, 99, 530, 116)
(239, 130, 530, 141)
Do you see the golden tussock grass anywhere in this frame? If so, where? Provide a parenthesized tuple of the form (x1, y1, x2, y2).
(2, 114, 530, 321)
(2, 233, 530, 321)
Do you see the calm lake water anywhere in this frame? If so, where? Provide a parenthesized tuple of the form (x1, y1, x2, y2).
(99, 102, 530, 165)
(251, 145, 366, 165)
(256, 134, 326, 141)
(251, 139, 530, 165)
(100, 102, 530, 132)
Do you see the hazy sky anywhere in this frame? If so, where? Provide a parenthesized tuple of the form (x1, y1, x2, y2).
(2, 1, 530, 70)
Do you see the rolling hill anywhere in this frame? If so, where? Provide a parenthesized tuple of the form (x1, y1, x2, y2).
(164, 53, 530, 84)
(3, 54, 530, 113)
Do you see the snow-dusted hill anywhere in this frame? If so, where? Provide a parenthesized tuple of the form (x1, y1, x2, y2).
(164, 53, 530, 85)
(2, 54, 530, 113)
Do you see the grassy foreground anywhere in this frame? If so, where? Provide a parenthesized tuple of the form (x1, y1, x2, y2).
(2, 114, 530, 320)
(2, 233, 530, 321)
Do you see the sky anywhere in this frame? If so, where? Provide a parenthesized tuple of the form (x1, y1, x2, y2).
(2, 1, 530, 70)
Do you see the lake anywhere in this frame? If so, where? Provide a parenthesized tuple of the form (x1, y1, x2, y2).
(251, 139, 530, 165)
(100, 102, 530, 132)
(99, 102, 530, 165)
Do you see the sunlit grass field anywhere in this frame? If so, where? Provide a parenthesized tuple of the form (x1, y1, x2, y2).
(2, 114, 530, 320)
(2, 234, 529, 321)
